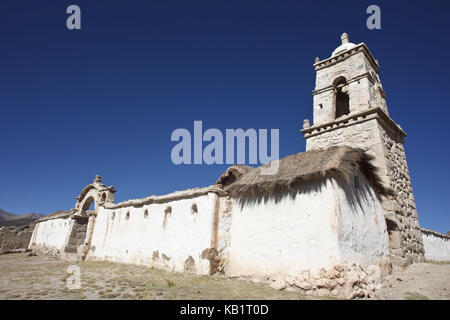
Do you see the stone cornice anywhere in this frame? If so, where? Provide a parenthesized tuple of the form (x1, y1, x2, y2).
(35, 186, 229, 219)
(314, 43, 380, 73)
(103, 185, 228, 210)
(300, 107, 406, 141)
(35, 211, 72, 223)
(312, 72, 372, 95)
(421, 228, 450, 240)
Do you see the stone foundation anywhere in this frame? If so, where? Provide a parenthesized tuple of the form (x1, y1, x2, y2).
(30, 244, 63, 256)
(271, 261, 391, 299)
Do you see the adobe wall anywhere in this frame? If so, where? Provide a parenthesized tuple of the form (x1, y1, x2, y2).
(224, 175, 390, 299)
(421, 228, 450, 262)
(85, 188, 224, 275)
(225, 178, 338, 278)
(28, 214, 72, 255)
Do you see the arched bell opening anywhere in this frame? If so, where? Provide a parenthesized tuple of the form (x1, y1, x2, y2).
(333, 76, 350, 119)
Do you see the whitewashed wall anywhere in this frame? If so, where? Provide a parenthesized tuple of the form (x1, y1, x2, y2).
(225, 179, 338, 279)
(422, 231, 450, 261)
(332, 172, 390, 270)
(87, 192, 219, 274)
(224, 175, 390, 280)
(29, 217, 72, 252)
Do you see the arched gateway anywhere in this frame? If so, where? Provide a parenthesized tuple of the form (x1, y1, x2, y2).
(62, 175, 115, 261)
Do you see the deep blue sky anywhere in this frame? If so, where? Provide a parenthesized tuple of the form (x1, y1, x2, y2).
(1, 1, 449, 233)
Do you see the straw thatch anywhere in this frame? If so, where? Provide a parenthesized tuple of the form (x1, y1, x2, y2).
(215, 164, 256, 187)
(217, 146, 392, 202)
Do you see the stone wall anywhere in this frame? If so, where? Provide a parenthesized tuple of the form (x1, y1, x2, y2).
(62, 216, 89, 258)
(305, 117, 386, 176)
(421, 228, 450, 262)
(312, 44, 388, 126)
(0, 225, 34, 254)
(380, 125, 424, 264)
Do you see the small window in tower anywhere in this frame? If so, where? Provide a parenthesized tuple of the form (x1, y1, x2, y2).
(319, 103, 323, 109)
(333, 76, 350, 119)
(125, 211, 130, 220)
(144, 209, 149, 218)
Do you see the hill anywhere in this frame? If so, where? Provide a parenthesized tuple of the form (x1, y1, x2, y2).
(0, 209, 45, 227)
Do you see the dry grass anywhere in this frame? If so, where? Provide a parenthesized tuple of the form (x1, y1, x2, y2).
(404, 292, 429, 300)
(0, 252, 323, 300)
(424, 259, 450, 265)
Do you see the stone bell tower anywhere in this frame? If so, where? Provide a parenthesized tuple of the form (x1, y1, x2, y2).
(301, 33, 424, 266)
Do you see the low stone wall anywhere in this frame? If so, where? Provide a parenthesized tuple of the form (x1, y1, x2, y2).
(421, 228, 450, 262)
(0, 225, 34, 254)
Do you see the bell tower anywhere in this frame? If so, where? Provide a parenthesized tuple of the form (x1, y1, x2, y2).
(301, 33, 424, 266)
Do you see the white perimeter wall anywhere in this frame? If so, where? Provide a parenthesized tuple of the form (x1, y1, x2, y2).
(423, 233, 450, 261)
(29, 217, 72, 251)
(224, 175, 390, 279)
(87, 192, 218, 274)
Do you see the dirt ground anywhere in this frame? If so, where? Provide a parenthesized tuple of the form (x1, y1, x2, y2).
(0, 253, 316, 300)
(368, 261, 450, 300)
(0, 253, 448, 300)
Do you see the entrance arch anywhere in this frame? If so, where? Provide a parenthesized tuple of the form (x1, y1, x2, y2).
(63, 175, 116, 261)
(74, 175, 115, 215)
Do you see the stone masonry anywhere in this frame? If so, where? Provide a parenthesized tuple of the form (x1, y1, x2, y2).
(63, 216, 89, 255)
(301, 33, 424, 266)
(0, 225, 34, 254)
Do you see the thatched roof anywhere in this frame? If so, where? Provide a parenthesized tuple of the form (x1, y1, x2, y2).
(215, 164, 256, 187)
(218, 146, 392, 202)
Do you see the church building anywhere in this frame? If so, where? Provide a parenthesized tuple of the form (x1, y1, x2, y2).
(30, 34, 449, 299)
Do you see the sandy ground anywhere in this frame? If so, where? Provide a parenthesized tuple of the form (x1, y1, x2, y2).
(368, 262, 450, 300)
(0, 253, 448, 300)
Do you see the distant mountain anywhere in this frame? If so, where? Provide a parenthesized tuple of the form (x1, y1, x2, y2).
(0, 209, 15, 217)
(0, 208, 46, 227)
